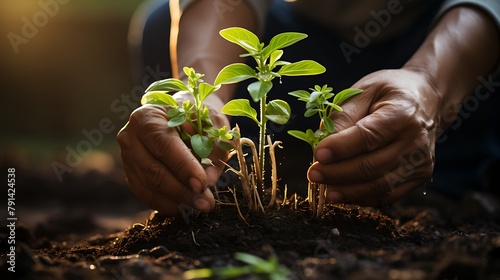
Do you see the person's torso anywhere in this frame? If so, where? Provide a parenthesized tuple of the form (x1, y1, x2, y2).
(290, 0, 431, 43)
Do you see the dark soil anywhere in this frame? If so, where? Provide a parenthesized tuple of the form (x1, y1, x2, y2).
(3, 190, 500, 280)
(1, 163, 500, 280)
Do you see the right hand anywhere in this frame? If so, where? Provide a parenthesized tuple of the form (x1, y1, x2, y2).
(117, 94, 230, 217)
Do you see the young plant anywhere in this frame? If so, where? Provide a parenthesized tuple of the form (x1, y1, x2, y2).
(141, 67, 237, 165)
(183, 252, 290, 280)
(288, 85, 363, 216)
(214, 27, 325, 208)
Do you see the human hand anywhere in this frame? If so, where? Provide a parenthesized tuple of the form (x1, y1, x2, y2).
(307, 68, 440, 207)
(117, 93, 230, 216)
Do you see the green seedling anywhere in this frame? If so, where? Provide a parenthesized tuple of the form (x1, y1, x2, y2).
(141, 67, 238, 165)
(183, 252, 290, 280)
(214, 27, 325, 208)
(288, 85, 362, 216)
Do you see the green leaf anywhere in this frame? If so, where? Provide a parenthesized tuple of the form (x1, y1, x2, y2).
(314, 129, 326, 139)
(234, 252, 266, 266)
(198, 82, 219, 102)
(221, 99, 259, 124)
(218, 140, 235, 151)
(333, 88, 363, 105)
(248, 80, 273, 102)
(145, 78, 188, 93)
(167, 107, 181, 118)
(262, 32, 308, 58)
(288, 90, 310, 102)
(277, 60, 326, 76)
(214, 63, 256, 85)
(201, 106, 214, 127)
(214, 266, 251, 278)
(304, 108, 318, 117)
(329, 103, 343, 112)
(309, 91, 322, 103)
(265, 99, 291, 125)
(322, 117, 335, 133)
(219, 27, 260, 53)
(141, 91, 178, 106)
(269, 50, 283, 68)
(191, 134, 212, 159)
(288, 130, 308, 143)
(167, 113, 187, 128)
(288, 129, 316, 147)
(184, 268, 213, 280)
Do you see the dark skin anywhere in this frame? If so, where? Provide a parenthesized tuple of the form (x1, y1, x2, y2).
(118, 1, 499, 216)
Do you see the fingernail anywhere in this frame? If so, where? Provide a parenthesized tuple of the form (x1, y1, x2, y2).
(189, 177, 203, 191)
(308, 169, 324, 183)
(327, 191, 344, 203)
(193, 197, 210, 212)
(316, 148, 333, 163)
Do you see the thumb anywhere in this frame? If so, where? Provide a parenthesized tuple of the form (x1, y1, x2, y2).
(314, 87, 373, 163)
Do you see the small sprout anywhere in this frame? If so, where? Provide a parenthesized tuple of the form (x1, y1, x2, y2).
(288, 85, 362, 215)
(141, 67, 235, 163)
(183, 252, 290, 280)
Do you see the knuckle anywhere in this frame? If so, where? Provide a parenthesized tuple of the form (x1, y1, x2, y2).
(355, 122, 380, 152)
(145, 164, 166, 192)
(149, 131, 172, 155)
(116, 129, 130, 148)
(128, 107, 148, 125)
(358, 156, 378, 179)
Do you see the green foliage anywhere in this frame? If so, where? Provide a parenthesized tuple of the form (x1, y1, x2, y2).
(288, 85, 363, 149)
(183, 252, 290, 280)
(215, 27, 326, 184)
(141, 67, 237, 163)
(215, 27, 325, 126)
(221, 99, 259, 125)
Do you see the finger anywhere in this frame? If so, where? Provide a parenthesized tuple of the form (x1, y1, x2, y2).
(132, 106, 208, 192)
(315, 102, 414, 164)
(308, 139, 408, 184)
(126, 159, 215, 215)
(119, 126, 214, 213)
(323, 162, 432, 206)
(129, 178, 215, 216)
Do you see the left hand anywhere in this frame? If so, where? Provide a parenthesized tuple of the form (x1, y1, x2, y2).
(307, 68, 440, 207)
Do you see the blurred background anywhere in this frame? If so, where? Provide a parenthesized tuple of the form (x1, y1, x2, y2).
(0, 0, 160, 237)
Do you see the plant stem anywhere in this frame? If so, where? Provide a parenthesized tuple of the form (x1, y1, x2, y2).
(309, 181, 317, 214)
(258, 95, 267, 190)
(317, 184, 326, 217)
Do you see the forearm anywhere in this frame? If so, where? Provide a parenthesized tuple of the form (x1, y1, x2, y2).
(403, 6, 499, 130)
(172, 0, 259, 107)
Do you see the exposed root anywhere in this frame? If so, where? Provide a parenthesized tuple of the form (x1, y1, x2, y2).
(281, 185, 288, 207)
(229, 187, 249, 225)
(267, 136, 282, 207)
